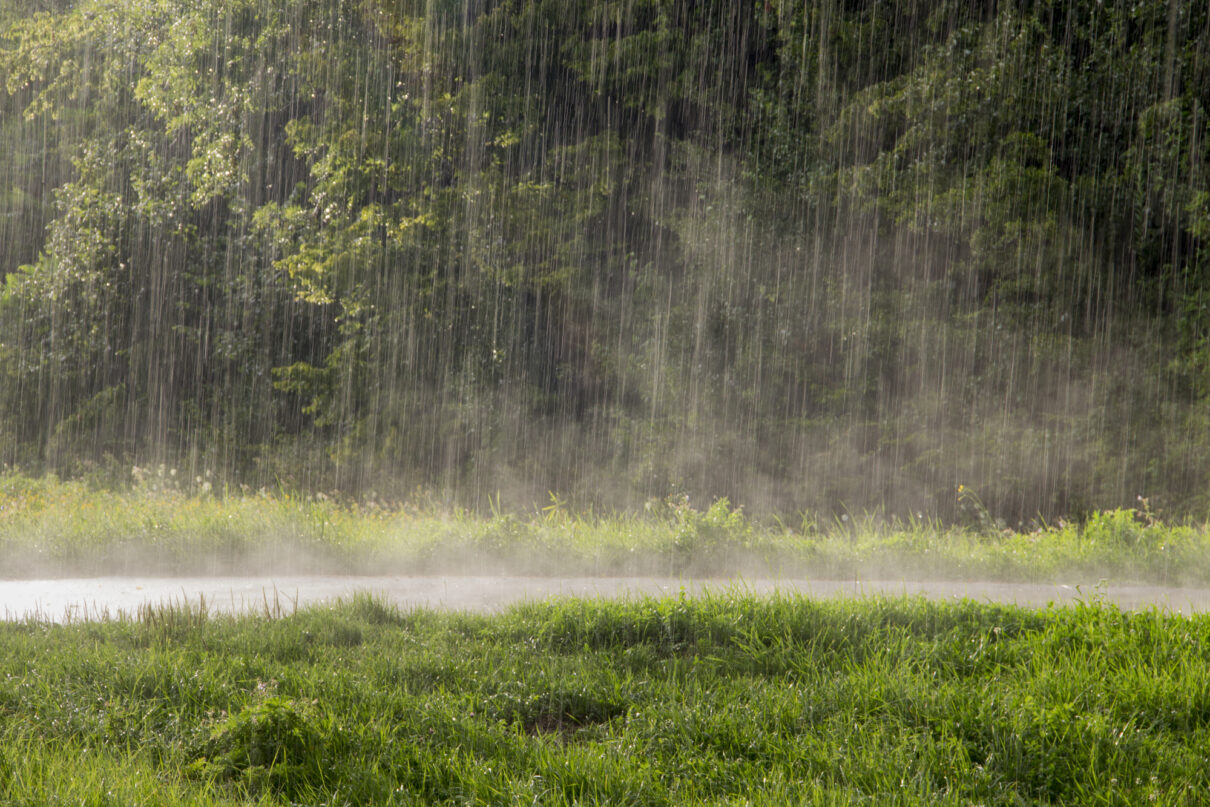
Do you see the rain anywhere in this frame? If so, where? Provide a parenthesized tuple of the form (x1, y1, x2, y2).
(4, 5, 1210, 803)
(0, 0, 1206, 524)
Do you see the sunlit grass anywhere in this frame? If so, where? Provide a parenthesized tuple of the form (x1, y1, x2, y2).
(1, 471, 1208, 583)
(1, 592, 1208, 804)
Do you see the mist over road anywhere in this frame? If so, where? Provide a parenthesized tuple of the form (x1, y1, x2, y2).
(4, 576, 1210, 623)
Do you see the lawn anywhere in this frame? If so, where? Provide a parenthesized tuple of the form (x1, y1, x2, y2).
(1, 592, 1207, 804)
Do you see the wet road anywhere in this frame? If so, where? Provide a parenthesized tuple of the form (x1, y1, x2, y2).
(2, 576, 1209, 621)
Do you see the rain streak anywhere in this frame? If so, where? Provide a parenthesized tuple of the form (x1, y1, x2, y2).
(1, 0, 1207, 524)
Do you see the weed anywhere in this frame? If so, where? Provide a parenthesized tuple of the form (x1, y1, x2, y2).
(190, 697, 333, 797)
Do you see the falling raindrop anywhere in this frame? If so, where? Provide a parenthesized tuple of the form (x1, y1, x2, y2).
(0, 0, 1205, 525)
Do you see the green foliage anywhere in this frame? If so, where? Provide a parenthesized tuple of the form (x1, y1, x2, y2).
(3, 473, 1210, 584)
(191, 697, 333, 798)
(2, 594, 1210, 803)
(0, 0, 1207, 520)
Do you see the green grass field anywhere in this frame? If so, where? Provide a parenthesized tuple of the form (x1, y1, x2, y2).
(1, 472, 1208, 584)
(3, 473, 1209, 804)
(2, 592, 1208, 805)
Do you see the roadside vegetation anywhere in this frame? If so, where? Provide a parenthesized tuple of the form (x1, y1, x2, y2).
(1, 591, 1208, 805)
(3, 471, 1208, 585)
(3, 0, 1208, 522)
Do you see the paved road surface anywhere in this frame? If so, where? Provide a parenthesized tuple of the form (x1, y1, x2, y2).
(2, 576, 1209, 621)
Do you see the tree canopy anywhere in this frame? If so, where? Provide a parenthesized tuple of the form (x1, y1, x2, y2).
(2, 0, 1207, 520)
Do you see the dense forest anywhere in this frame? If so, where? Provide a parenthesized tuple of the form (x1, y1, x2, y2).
(1, 0, 1207, 521)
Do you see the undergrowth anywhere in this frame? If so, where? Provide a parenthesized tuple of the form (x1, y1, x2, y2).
(1, 471, 1208, 584)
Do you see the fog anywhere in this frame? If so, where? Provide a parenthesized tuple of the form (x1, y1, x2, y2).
(1, 0, 1207, 526)
(7, 575, 1210, 624)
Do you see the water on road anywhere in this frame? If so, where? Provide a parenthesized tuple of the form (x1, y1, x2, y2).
(3, 576, 1209, 622)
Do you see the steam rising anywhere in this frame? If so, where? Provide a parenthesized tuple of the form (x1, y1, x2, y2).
(0, 0, 1206, 522)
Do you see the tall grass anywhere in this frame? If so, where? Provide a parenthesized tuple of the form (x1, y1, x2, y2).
(1, 592, 1208, 804)
(2, 471, 1209, 583)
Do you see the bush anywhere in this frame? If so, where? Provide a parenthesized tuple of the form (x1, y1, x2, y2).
(189, 697, 333, 797)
